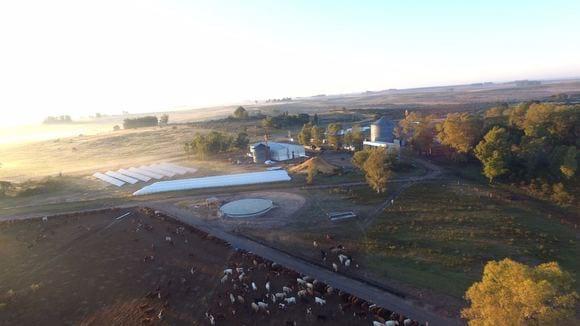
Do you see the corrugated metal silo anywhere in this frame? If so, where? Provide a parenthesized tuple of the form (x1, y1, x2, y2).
(370, 117, 395, 142)
(250, 143, 269, 163)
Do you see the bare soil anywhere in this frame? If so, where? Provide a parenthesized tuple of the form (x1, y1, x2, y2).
(0, 208, 406, 325)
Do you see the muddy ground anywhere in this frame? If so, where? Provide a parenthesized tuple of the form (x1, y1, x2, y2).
(0, 208, 410, 325)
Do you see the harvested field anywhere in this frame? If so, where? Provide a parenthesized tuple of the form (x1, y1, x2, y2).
(0, 208, 415, 325)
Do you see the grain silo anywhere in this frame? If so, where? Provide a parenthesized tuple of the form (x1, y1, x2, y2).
(250, 143, 269, 163)
(370, 116, 395, 142)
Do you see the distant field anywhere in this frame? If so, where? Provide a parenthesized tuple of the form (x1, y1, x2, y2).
(0, 125, 241, 181)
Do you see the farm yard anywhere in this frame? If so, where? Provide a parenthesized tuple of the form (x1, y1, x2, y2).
(0, 207, 419, 325)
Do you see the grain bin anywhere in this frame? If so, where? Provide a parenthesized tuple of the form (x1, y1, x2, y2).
(370, 116, 395, 142)
(250, 143, 269, 163)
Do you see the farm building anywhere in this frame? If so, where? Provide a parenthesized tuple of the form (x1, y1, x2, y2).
(250, 142, 306, 163)
(363, 117, 401, 152)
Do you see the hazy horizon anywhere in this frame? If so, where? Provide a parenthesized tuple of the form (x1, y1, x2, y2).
(1, 0, 580, 128)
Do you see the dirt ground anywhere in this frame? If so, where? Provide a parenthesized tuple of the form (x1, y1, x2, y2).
(0, 208, 412, 325)
(174, 191, 307, 229)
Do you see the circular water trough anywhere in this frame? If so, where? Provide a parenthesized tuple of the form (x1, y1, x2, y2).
(220, 198, 274, 218)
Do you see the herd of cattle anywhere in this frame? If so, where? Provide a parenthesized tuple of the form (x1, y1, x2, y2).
(138, 207, 421, 326)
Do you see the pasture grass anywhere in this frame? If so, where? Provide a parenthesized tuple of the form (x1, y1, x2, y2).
(360, 180, 579, 297)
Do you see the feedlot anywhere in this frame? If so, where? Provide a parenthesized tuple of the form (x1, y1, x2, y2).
(0, 208, 414, 325)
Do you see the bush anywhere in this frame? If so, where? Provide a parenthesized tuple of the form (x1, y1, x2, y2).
(551, 183, 573, 205)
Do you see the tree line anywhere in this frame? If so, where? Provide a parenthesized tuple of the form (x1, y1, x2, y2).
(396, 102, 578, 205)
(122, 114, 169, 129)
(43, 115, 73, 124)
(184, 131, 249, 160)
(297, 122, 364, 150)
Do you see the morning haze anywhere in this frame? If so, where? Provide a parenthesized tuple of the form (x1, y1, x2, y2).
(0, 1, 578, 325)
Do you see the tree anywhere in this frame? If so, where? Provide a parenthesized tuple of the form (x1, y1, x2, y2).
(474, 127, 511, 183)
(326, 123, 343, 149)
(298, 123, 313, 145)
(159, 114, 169, 125)
(234, 132, 249, 150)
(363, 148, 391, 193)
(551, 183, 574, 205)
(185, 131, 234, 160)
(306, 162, 316, 185)
(350, 124, 364, 151)
(462, 258, 578, 326)
(123, 116, 158, 129)
(397, 112, 435, 154)
(559, 146, 578, 178)
(311, 125, 323, 146)
(0, 181, 13, 197)
(311, 113, 320, 126)
(233, 106, 249, 120)
(352, 149, 371, 170)
(437, 113, 483, 155)
(261, 117, 274, 141)
(507, 102, 532, 129)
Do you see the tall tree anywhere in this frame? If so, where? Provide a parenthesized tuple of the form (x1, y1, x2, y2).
(311, 125, 323, 146)
(397, 112, 435, 154)
(298, 123, 313, 145)
(352, 149, 371, 170)
(363, 148, 391, 193)
(326, 123, 343, 149)
(437, 112, 483, 155)
(462, 258, 578, 326)
(350, 124, 364, 151)
(474, 126, 511, 183)
(159, 114, 169, 125)
(234, 132, 249, 150)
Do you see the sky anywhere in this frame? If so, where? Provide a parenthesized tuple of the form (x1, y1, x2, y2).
(1, 0, 579, 127)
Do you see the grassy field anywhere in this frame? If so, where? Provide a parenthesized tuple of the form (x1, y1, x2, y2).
(363, 181, 577, 297)
(242, 178, 579, 306)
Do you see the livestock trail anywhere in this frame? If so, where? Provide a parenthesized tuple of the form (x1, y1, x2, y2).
(150, 203, 459, 326)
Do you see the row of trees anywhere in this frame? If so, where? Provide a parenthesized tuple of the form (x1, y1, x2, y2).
(184, 131, 249, 160)
(43, 115, 73, 124)
(123, 116, 159, 129)
(297, 122, 365, 150)
(122, 114, 169, 129)
(397, 103, 578, 205)
(262, 112, 311, 129)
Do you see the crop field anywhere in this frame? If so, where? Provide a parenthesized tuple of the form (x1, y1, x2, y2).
(0, 207, 415, 325)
